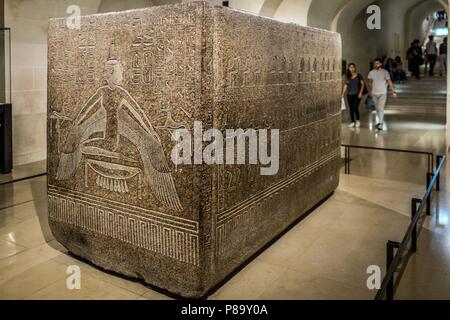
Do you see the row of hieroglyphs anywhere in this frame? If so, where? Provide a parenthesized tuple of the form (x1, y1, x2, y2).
(55, 8, 199, 32)
(128, 49, 341, 88)
(221, 55, 341, 88)
(50, 32, 339, 90)
(49, 32, 97, 85)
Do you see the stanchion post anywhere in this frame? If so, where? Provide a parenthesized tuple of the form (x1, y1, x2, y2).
(426, 173, 433, 215)
(345, 146, 348, 174)
(348, 147, 351, 174)
(411, 198, 421, 253)
(386, 241, 400, 300)
(428, 154, 431, 175)
(432, 154, 434, 175)
(436, 155, 443, 191)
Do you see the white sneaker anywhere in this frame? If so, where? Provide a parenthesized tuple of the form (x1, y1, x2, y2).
(356, 121, 361, 128)
(348, 122, 355, 128)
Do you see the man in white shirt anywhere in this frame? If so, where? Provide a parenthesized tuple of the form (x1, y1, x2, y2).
(368, 58, 397, 131)
(425, 35, 438, 76)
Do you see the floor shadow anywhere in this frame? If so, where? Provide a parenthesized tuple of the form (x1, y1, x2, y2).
(30, 175, 54, 244)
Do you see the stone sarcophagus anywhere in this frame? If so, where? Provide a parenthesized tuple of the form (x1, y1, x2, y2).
(47, 2, 341, 298)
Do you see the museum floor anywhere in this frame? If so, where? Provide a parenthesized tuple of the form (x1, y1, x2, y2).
(0, 160, 46, 185)
(0, 78, 449, 299)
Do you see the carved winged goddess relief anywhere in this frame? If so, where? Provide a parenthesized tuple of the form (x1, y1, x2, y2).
(55, 58, 183, 212)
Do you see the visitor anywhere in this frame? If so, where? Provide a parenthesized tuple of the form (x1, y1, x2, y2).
(438, 10, 447, 21)
(367, 58, 398, 131)
(384, 58, 396, 80)
(425, 36, 438, 76)
(440, 37, 447, 77)
(342, 63, 366, 128)
(407, 40, 423, 80)
(394, 56, 407, 82)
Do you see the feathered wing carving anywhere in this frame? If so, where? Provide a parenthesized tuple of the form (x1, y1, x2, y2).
(118, 107, 183, 211)
(55, 85, 182, 212)
(56, 106, 107, 180)
(56, 149, 82, 180)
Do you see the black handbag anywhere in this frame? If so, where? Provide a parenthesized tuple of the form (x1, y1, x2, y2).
(418, 57, 424, 66)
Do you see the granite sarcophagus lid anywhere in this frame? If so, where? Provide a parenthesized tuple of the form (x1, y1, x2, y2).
(47, 1, 342, 298)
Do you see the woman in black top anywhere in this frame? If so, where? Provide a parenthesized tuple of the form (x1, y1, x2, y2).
(342, 63, 365, 128)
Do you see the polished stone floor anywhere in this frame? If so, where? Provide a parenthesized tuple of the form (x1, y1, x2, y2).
(0, 74, 449, 299)
(0, 160, 46, 185)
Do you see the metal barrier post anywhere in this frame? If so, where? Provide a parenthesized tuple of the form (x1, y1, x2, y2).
(426, 173, 433, 215)
(386, 241, 400, 300)
(428, 154, 432, 174)
(347, 147, 351, 175)
(344, 146, 351, 175)
(411, 198, 421, 253)
(374, 155, 446, 301)
(436, 155, 443, 191)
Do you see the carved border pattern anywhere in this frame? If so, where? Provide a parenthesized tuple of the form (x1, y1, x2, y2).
(48, 186, 199, 266)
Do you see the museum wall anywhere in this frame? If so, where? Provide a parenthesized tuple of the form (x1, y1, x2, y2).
(4, 0, 100, 166)
(229, 0, 266, 15)
(97, 0, 155, 13)
(316, 0, 446, 78)
(307, 0, 345, 30)
(373, 0, 424, 61)
(332, 0, 413, 78)
(372, 0, 405, 59)
(0, 0, 4, 26)
(339, 9, 379, 77)
(1, 0, 5, 103)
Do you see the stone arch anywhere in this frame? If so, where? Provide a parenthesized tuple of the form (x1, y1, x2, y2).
(307, 0, 349, 29)
(405, 0, 445, 48)
(259, 0, 284, 17)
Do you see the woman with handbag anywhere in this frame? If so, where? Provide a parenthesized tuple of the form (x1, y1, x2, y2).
(407, 40, 423, 80)
(342, 63, 366, 128)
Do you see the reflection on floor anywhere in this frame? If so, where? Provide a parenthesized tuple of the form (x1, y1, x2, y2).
(0, 111, 448, 299)
(0, 160, 46, 185)
(342, 111, 446, 184)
